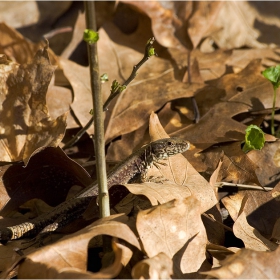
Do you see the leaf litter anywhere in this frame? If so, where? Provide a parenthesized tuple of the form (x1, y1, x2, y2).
(1, 1, 280, 279)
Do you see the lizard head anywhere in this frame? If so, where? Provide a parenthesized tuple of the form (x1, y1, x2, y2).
(150, 138, 190, 160)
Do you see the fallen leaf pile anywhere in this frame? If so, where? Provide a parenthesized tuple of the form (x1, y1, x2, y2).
(0, 1, 280, 279)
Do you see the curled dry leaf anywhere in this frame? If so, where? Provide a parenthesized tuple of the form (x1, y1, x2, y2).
(18, 240, 123, 279)
(202, 246, 280, 279)
(0, 147, 92, 216)
(204, 1, 265, 49)
(0, 47, 67, 164)
(136, 197, 208, 275)
(0, 22, 58, 65)
(241, 182, 280, 240)
(123, 1, 191, 50)
(131, 252, 173, 280)
(29, 241, 123, 279)
(187, 1, 223, 49)
(233, 211, 277, 251)
(14, 214, 140, 279)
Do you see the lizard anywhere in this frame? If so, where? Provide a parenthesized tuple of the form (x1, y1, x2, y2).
(0, 137, 190, 242)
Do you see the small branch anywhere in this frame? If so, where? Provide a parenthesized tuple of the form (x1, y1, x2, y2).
(215, 182, 272, 191)
(43, 27, 72, 40)
(63, 37, 156, 149)
(103, 37, 156, 110)
(63, 116, 94, 149)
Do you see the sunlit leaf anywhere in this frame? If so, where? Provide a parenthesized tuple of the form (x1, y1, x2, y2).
(262, 65, 280, 89)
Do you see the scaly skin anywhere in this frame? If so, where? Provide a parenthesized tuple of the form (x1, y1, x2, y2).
(0, 138, 190, 242)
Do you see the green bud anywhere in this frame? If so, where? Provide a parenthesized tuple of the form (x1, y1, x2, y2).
(148, 47, 155, 57)
(111, 80, 120, 93)
(119, 85, 127, 92)
(100, 73, 109, 83)
(83, 29, 99, 44)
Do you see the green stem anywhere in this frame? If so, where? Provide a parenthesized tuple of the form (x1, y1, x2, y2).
(84, 0, 111, 254)
(84, 1, 110, 219)
(271, 87, 277, 135)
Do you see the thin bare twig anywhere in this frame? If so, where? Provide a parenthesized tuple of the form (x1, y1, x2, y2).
(187, 52, 200, 123)
(216, 182, 272, 191)
(63, 37, 156, 149)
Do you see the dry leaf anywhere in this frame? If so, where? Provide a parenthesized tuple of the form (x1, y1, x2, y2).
(241, 183, 280, 240)
(202, 246, 280, 279)
(233, 211, 277, 251)
(0, 22, 58, 65)
(204, 1, 265, 49)
(136, 197, 208, 275)
(0, 147, 92, 216)
(124, 1, 191, 50)
(187, 2, 223, 49)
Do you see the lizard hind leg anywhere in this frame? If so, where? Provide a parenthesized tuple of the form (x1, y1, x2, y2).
(33, 204, 90, 246)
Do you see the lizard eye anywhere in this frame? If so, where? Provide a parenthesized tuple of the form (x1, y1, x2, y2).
(167, 141, 173, 145)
